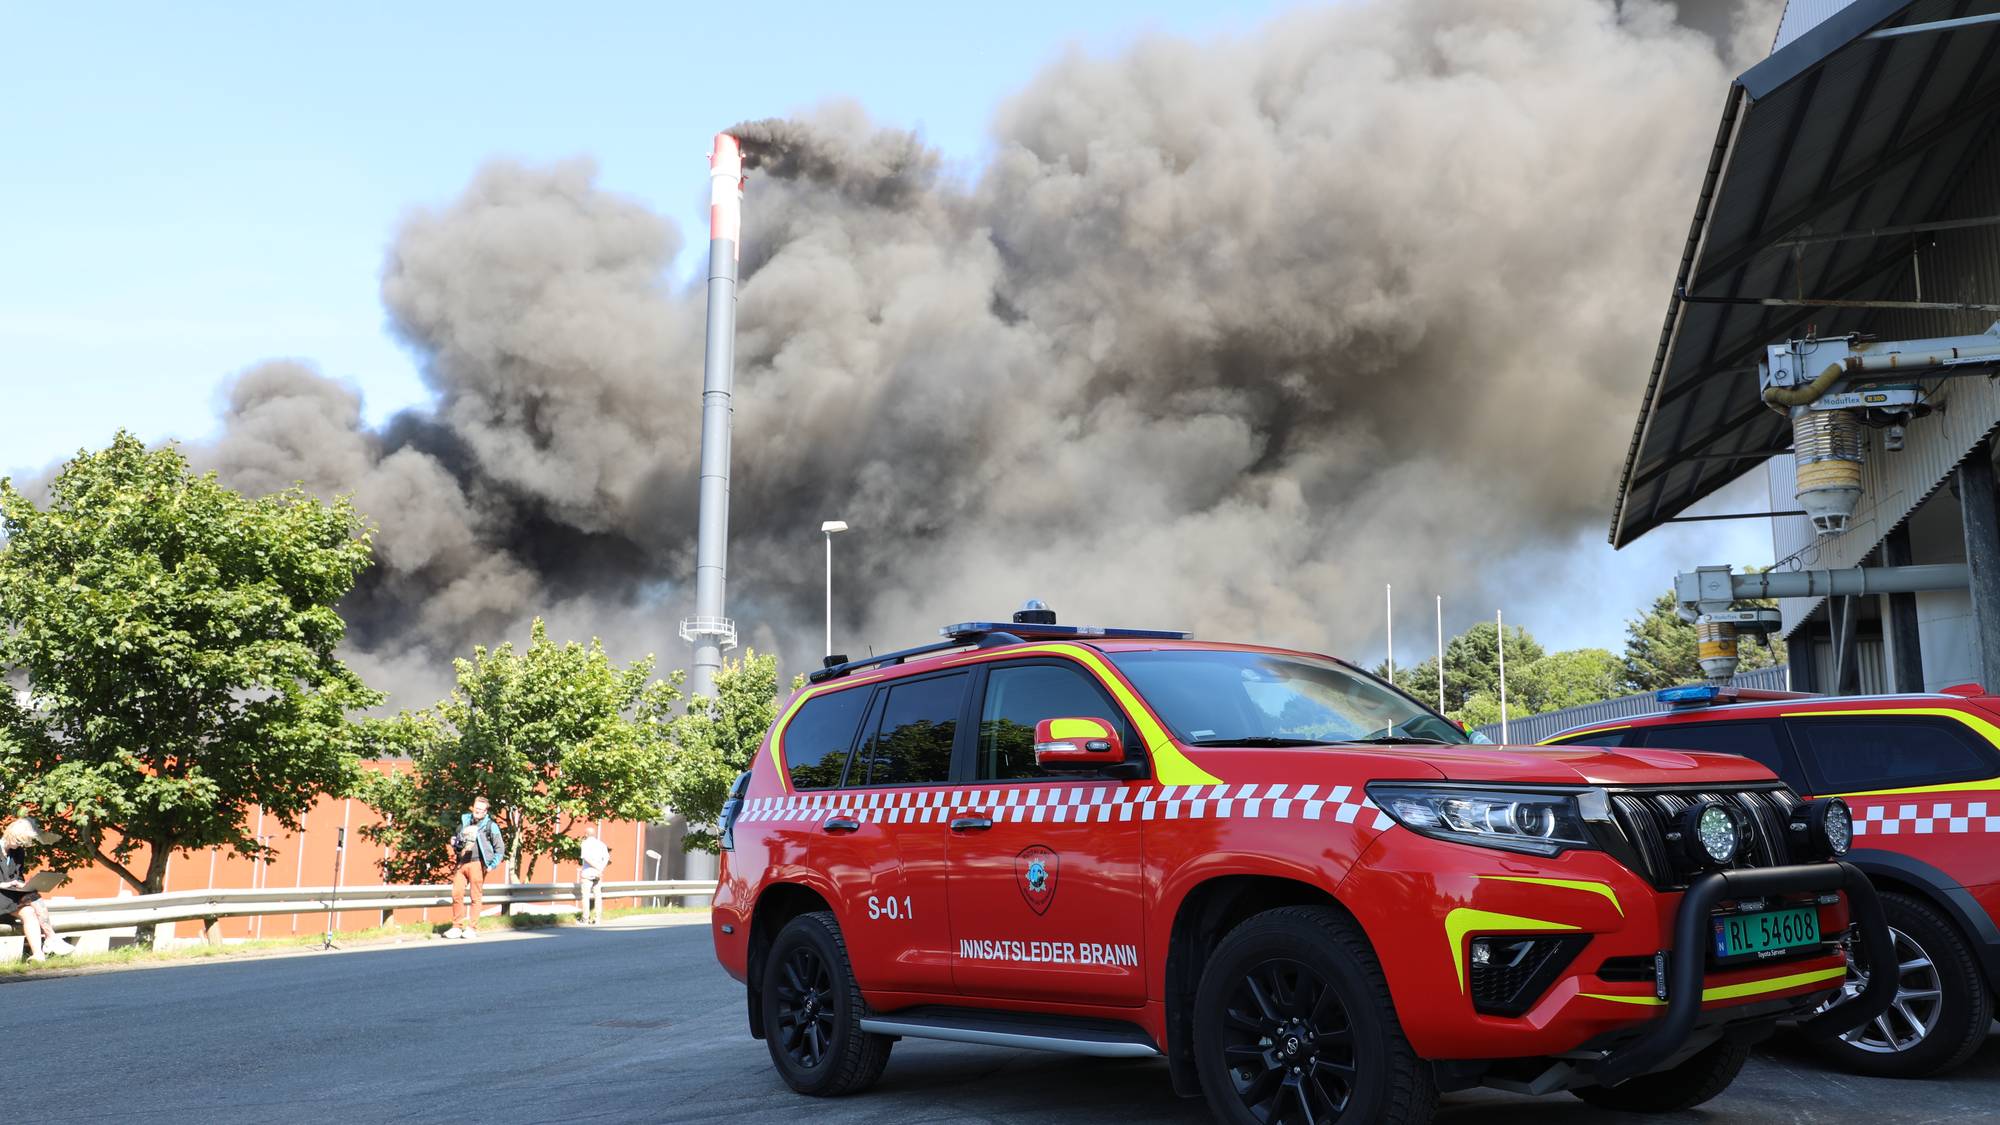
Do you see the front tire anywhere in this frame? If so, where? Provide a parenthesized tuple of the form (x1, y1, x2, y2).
(1192, 905, 1438, 1124)
(759, 911, 892, 1096)
(1810, 892, 1991, 1078)
(1571, 1036, 1747, 1113)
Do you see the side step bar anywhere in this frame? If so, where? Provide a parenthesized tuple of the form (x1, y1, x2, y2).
(858, 1006, 1160, 1058)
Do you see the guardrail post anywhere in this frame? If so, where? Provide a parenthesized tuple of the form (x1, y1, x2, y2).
(381, 907, 395, 929)
(203, 916, 221, 946)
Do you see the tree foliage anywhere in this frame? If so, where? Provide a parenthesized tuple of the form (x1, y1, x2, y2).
(0, 433, 377, 894)
(358, 620, 675, 882)
(664, 651, 781, 853)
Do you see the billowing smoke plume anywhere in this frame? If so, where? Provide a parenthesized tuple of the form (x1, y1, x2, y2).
(193, 0, 1778, 705)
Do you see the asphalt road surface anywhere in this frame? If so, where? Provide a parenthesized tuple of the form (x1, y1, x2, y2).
(9, 916, 1998, 1124)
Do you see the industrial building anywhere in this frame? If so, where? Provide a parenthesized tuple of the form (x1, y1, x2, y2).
(1615, 0, 2000, 695)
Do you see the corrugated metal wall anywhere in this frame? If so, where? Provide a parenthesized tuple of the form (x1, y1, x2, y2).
(1474, 665, 1794, 744)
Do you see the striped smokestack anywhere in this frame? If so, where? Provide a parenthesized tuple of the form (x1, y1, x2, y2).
(681, 133, 745, 705)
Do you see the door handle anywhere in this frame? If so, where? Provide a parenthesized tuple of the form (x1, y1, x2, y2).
(821, 817, 861, 834)
(949, 815, 994, 832)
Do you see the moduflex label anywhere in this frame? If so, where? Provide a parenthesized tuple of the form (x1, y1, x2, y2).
(957, 938, 1140, 968)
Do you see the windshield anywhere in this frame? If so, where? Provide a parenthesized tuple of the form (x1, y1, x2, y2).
(1109, 649, 1469, 747)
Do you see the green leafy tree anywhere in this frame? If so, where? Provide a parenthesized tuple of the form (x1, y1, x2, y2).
(664, 650, 781, 853)
(358, 620, 673, 882)
(1623, 587, 1787, 692)
(0, 433, 377, 899)
(1514, 648, 1626, 713)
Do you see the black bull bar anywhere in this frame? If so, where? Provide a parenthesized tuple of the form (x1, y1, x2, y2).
(1595, 860, 1896, 1088)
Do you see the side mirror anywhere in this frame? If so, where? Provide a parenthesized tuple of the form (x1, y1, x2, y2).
(1034, 717, 1125, 770)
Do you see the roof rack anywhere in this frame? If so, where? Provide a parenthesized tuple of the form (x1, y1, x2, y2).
(807, 620, 1191, 684)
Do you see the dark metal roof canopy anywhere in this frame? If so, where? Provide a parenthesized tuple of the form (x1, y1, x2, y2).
(1611, 0, 2000, 547)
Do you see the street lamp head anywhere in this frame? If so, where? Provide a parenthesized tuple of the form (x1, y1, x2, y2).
(821, 520, 849, 534)
(645, 849, 662, 860)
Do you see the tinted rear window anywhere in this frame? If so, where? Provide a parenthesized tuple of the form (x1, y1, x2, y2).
(855, 673, 967, 786)
(784, 688, 871, 790)
(1791, 717, 1996, 794)
(1633, 721, 1789, 777)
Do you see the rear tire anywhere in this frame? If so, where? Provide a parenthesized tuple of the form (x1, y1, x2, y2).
(1192, 905, 1438, 1125)
(1571, 1036, 1747, 1113)
(759, 911, 892, 1096)
(1809, 892, 1991, 1078)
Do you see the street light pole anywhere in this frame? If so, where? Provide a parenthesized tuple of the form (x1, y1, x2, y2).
(820, 520, 848, 657)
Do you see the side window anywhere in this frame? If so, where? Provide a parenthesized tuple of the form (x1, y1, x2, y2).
(856, 673, 967, 787)
(1791, 717, 1998, 795)
(1544, 729, 1635, 748)
(783, 688, 873, 790)
(978, 662, 1132, 780)
(1631, 721, 1791, 778)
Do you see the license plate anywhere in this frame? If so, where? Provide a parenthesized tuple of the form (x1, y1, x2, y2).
(1712, 906, 1820, 960)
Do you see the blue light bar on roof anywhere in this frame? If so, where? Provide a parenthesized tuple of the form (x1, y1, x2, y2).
(1657, 684, 1721, 706)
(938, 621, 1192, 641)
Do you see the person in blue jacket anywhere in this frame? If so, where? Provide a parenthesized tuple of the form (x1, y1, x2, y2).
(446, 796, 506, 940)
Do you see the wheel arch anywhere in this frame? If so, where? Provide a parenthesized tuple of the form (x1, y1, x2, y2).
(1161, 872, 1356, 1098)
(1846, 849, 2000, 989)
(745, 880, 838, 1040)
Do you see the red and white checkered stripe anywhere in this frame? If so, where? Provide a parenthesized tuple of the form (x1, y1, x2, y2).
(1851, 799, 2000, 837)
(739, 783, 1394, 831)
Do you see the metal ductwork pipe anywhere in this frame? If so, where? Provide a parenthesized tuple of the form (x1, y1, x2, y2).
(1728, 563, 1969, 601)
(1678, 563, 1971, 613)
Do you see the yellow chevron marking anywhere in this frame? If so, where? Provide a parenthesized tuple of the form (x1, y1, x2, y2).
(1580, 965, 1847, 1007)
(1444, 908, 1580, 993)
(1478, 875, 1622, 916)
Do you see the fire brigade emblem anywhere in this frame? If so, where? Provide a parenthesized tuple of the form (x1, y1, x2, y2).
(1016, 845, 1059, 915)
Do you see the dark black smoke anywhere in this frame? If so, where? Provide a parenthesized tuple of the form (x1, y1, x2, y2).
(187, 0, 1780, 705)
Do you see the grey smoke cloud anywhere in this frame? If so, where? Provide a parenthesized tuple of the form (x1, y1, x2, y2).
(189, 0, 1778, 705)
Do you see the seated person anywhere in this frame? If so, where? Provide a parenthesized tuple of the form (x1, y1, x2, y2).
(2, 817, 73, 961)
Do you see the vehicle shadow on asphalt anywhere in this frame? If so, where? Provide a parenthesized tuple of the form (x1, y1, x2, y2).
(833, 1027, 2000, 1125)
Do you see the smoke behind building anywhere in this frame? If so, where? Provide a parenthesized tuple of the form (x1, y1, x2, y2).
(186, 0, 1779, 705)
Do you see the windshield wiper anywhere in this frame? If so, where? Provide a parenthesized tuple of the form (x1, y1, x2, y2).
(1348, 735, 1454, 746)
(1185, 736, 1339, 747)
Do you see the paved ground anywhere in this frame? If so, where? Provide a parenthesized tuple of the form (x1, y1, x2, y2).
(9, 916, 1998, 1123)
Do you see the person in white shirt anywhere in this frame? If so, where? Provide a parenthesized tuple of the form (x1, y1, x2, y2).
(577, 828, 611, 925)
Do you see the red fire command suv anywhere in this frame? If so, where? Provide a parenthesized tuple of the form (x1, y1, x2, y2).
(1547, 682, 2000, 1078)
(712, 608, 1891, 1124)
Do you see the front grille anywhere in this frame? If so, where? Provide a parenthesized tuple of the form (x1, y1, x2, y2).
(1604, 786, 1799, 890)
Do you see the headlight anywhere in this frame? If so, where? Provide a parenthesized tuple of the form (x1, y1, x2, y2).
(1368, 784, 1601, 856)
(1682, 802, 1741, 867)
(1789, 797, 1852, 859)
(1820, 798, 1853, 856)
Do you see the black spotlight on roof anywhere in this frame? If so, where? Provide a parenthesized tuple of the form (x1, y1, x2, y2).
(1013, 599, 1058, 626)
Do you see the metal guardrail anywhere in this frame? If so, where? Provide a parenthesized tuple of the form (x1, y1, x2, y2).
(19, 880, 713, 935)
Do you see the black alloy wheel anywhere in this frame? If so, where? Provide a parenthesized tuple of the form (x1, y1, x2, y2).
(1193, 906, 1436, 1125)
(758, 911, 893, 1096)
(1220, 957, 1358, 1122)
(773, 944, 837, 1069)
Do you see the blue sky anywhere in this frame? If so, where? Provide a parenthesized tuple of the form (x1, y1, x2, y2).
(0, 1, 1772, 657)
(0, 0, 1289, 477)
